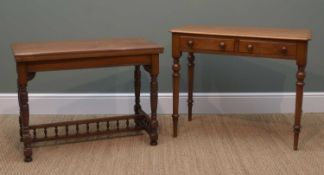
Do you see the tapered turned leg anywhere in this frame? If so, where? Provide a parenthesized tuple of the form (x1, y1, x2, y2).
(187, 52, 195, 121)
(293, 64, 306, 150)
(134, 65, 142, 127)
(149, 69, 158, 145)
(172, 56, 181, 137)
(18, 83, 32, 162)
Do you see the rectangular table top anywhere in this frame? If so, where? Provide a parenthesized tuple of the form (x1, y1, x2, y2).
(170, 25, 311, 41)
(12, 38, 164, 62)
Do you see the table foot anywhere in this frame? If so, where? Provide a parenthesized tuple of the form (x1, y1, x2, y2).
(293, 125, 301, 150)
(172, 114, 179, 137)
(24, 155, 33, 162)
(149, 120, 158, 146)
(150, 136, 158, 146)
(23, 143, 33, 163)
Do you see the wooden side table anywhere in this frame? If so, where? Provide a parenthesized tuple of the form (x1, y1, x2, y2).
(170, 25, 311, 150)
(12, 38, 163, 162)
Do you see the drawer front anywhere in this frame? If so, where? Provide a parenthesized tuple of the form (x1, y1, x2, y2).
(180, 36, 235, 52)
(239, 40, 297, 58)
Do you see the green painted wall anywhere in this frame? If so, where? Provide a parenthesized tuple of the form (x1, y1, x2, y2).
(1, 0, 323, 93)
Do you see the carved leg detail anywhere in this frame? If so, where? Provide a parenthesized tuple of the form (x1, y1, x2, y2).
(150, 69, 158, 145)
(187, 52, 195, 121)
(18, 83, 33, 162)
(17, 72, 36, 143)
(134, 65, 141, 114)
(27, 72, 36, 81)
(172, 56, 181, 137)
(293, 64, 306, 150)
(17, 80, 23, 142)
(134, 66, 142, 127)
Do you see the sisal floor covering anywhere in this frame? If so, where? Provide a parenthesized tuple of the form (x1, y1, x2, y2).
(0, 114, 324, 175)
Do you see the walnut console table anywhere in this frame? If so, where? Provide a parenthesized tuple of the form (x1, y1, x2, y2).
(170, 25, 311, 150)
(12, 38, 163, 162)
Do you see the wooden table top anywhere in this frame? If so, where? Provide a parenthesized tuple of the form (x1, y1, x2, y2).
(12, 38, 164, 62)
(170, 25, 312, 41)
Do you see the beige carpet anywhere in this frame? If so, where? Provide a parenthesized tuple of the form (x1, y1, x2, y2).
(0, 114, 324, 175)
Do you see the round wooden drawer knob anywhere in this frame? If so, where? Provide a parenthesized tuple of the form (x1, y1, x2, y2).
(188, 40, 194, 48)
(281, 46, 288, 54)
(219, 42, 226, 49)
(247, 44, 254, 52)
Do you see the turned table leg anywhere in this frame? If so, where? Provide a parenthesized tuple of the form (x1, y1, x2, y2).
(150, 73, 158, 145)
(17, 79, 23, 142)
(134, 65, 142, 127)
(172, 55, 181, 137)
(17, 65, 33, 162)
(149, 55, 159, 145)
(19, 84, 33, 162)
(293, 64, 306, 150)
(187, 52, 195, 121)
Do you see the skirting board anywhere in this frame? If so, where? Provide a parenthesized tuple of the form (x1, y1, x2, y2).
(0, 93, 324, 115)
